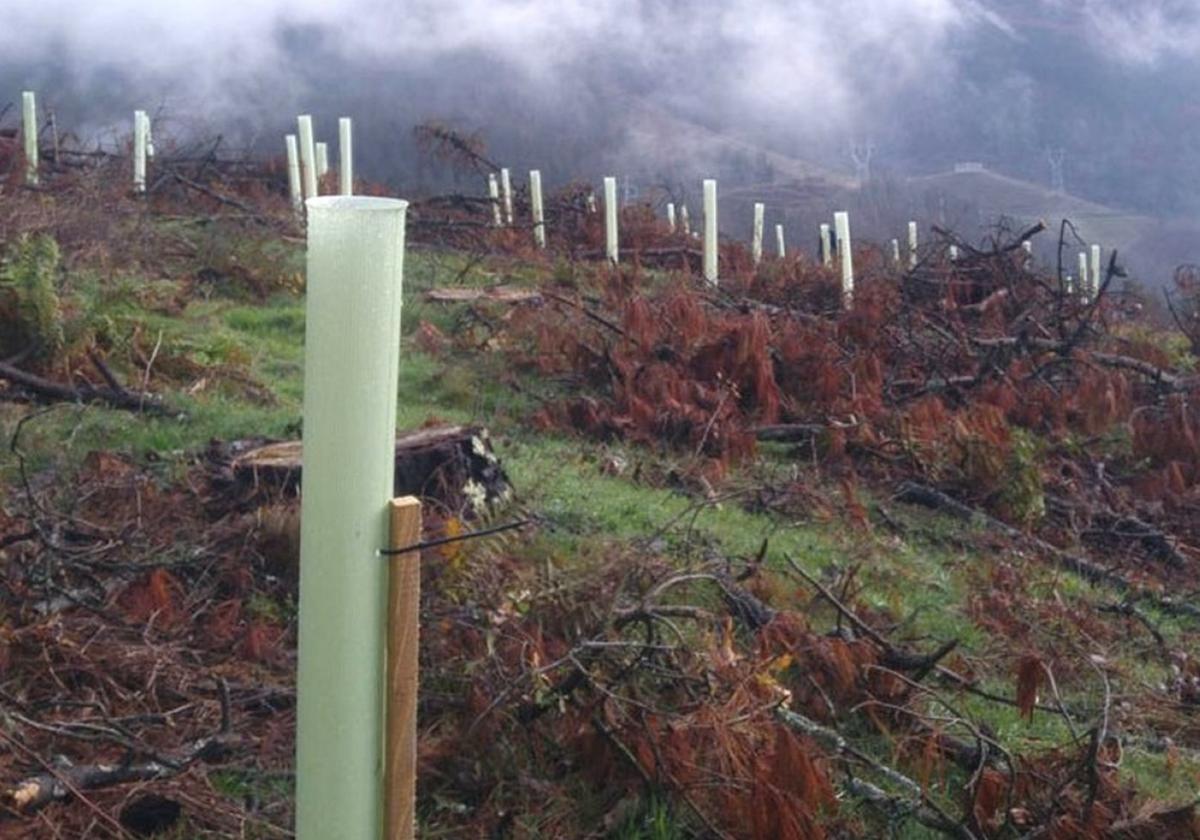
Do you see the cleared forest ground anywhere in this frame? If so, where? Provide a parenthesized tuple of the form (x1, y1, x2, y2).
(1, 150, 1199, 838)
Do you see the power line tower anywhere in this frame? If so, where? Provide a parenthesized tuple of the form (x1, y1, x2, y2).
(849, 140, 874, 185)
(1047, 147, 1066, 194)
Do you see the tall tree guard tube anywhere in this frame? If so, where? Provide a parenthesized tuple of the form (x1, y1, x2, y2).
(907, 221, 918, 268)
(339, 118, 354, 195)
(703, 179, 718, 284)
(133, 110, 148, 193)
(316, 142, 330, 179)
(488, 174, 502, 226)
(751, 202, 765, 265)
(1090, 245, 1102, 297)
(529, 169, 546, 248)
(296, 195, 409, 840)
(1078, 252, 1090, 300)
(604, 177, 619, 264)
(834, 211, 853, 305)
(891, 239, 900, 265)
(819, 223, 832, 267)
(680, 204, 691, 235)
(286, 135, 303, 213)
(297, 115, 319, 200)
(666, 202, 676, 232)
(500, 168, 513, 225)
(22, 91, 38, 186)
(775, 224, 786, 258)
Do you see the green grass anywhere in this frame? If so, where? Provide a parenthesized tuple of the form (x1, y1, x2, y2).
(609, 794, 686, 840)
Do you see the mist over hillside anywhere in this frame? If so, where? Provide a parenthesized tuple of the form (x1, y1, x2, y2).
(3, 0, 1197, 280)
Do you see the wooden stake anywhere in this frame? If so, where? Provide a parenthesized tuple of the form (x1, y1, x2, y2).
(49, 110, 59, 164)
(385, 496, 422, 840)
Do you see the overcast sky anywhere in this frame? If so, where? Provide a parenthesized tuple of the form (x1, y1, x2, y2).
(6, 0, 1191, 127)
(4, 0, 1199, 227)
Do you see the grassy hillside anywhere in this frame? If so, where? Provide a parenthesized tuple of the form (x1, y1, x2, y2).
(1, 162, 1199, 838)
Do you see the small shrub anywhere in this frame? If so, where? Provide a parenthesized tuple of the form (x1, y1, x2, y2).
(0, 233, 65, 363)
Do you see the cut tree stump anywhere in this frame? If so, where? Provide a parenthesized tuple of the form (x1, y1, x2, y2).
(206, 424, 512, 516)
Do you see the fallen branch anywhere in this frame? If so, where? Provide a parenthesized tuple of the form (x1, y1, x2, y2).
(0, 360, 174, 415)
(4, 681, 238, 812)
(168, 170, 267, 222)
(969, 336, 1188, 391)
(424, 285, 542, 304)
(893, 481, 1200, 621)
(783, 555, 1062, 716)
(776, 706, 976, 840)
(752, 423, 825, 443)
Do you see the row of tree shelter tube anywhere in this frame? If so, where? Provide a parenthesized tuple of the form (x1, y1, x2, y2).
(279, 114, 1110, 304)
(13, 89, 1111, 302)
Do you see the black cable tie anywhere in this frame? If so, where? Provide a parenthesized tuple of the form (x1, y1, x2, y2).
(379, 519, 531, 556)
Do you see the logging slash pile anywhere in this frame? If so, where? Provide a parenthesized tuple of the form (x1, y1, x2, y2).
(410, 179, 1200, 837)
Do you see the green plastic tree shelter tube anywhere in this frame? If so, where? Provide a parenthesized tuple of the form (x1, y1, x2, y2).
(285, 135, 302, 212)
(703, 179, 718, 284)
(835, 211, 853, 305)
(296, 196, 409, 840)
(500, 167, 513, 225)
(339, 117, 354, 196)
(530, 169, 546, 248)
(487, 174, 502, 226)
(297, 115, 319, 200)
(22, 91, 38, 186)
(751, 202, 764, 265)
(604, 176, 618, 263)
(134, 110, 148, 193)
(315, 142, 330, 178)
